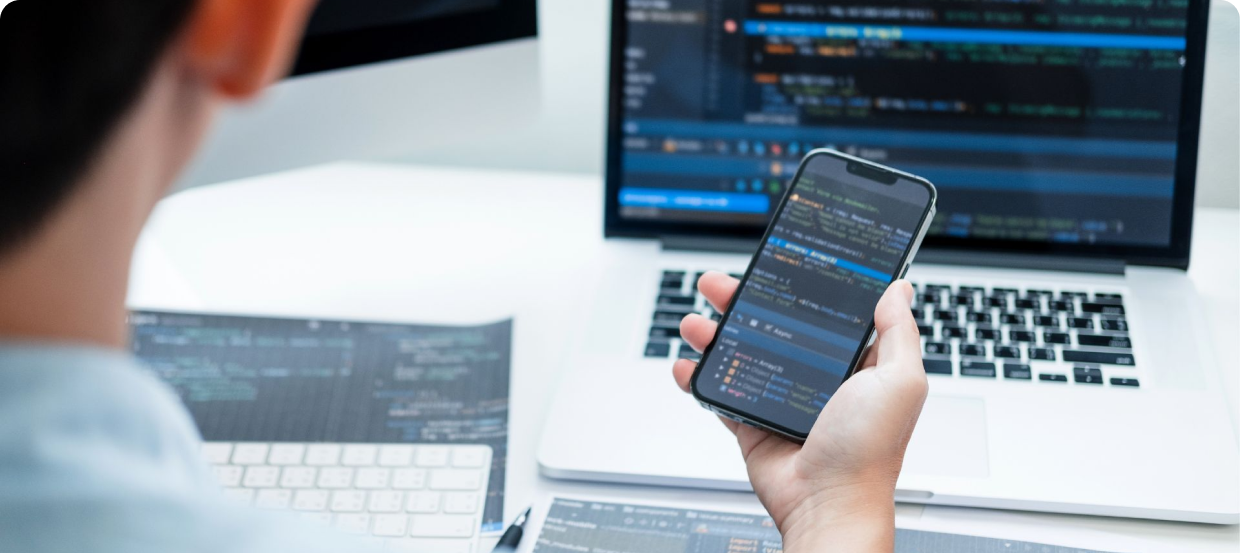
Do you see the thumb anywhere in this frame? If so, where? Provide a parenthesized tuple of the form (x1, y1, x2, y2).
(873, 280, 921, 369)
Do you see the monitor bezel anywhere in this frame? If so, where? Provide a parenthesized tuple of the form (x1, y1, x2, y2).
(602, 0, 1209, 269)
(291, 0, 539, 76)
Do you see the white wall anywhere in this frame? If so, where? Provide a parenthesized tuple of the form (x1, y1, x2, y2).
(390, 0, 1240, 208)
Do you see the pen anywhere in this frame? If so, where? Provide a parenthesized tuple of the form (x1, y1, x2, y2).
(490, 506, 532, 552)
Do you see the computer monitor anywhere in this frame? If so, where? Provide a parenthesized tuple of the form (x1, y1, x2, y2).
(176, 0, 540, 189)
(604, 0, 1210, 268)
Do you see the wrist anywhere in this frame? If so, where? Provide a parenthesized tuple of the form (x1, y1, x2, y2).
(778, 480, 896, 553)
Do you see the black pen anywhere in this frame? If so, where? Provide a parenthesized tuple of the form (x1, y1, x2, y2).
(490, 506, 532, 552)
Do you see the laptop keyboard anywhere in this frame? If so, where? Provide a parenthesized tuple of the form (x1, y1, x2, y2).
(645, 270, 1139, 388)
(202, 442, 491, 553)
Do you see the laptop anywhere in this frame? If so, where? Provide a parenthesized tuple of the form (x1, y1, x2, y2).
(539, 0, 1239, 523)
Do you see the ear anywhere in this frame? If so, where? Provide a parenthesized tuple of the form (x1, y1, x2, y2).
(182, 0, 317, 99)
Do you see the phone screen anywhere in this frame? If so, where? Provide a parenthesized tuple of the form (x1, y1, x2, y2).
(693, 152, 934, 437)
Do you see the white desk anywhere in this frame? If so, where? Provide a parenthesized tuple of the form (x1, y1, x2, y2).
(130, 162, 1240, 552)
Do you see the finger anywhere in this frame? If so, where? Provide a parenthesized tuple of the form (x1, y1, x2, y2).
(672, 358, 696, 393)
(698, 271, 739, 313)
(679, 314, 718, 352)
(873, 280, 922, 370)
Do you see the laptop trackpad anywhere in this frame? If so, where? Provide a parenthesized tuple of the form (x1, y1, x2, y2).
(902, 395, 990, 478)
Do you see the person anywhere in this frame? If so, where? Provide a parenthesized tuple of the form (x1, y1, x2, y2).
(0, 0, 928, 551)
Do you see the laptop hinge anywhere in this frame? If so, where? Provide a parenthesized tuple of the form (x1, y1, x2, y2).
(917, 249, 1126, 275)
(661, 236, 759, 255)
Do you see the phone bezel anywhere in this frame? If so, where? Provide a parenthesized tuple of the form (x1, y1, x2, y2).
(689, 148, 938, 441)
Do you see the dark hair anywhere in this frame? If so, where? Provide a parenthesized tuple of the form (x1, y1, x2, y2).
(0, 0, 197, 256)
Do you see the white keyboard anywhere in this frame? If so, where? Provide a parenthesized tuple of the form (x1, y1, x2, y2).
(202, 441, 492, 553)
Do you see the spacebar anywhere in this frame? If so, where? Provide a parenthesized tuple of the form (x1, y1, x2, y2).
(1062, 350, 1135, 366)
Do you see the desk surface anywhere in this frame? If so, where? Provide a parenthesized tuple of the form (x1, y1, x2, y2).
(129, 162, 1240, 552)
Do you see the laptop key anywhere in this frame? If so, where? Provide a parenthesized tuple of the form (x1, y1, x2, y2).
(1081, 302, 1125, 315)
(649, 327, 678, 340)
(960, 360, 996, 377)
(1049, 300, 1073, 312)
(1063, 350, 1135, 366)
(1077, 334, 1132, 349)
(952, 295, 974, 307)
(1042, 331, 1070, 345)
(925, 342, 952, 356)
(985, 296, 1008, 308)
(941, 325, 967, 339)
(1111, 377, 1140, 387)
(644, 342, 670, 358)
(959, 343, 985, 357)
(1034, 315, 1059, 327)
(991, 287, 1018, 295)
(1073, 365, 1104, 384)
(923, 359, 953, 375)
(994, 345, 1021, 358)
(1003, 363, 1032, 379)
(919, 293, 941, 305)
(975, 327, 1000, 341)
(917, 324, 935, 338)
(1015, 298, 1039, 310)
(658, 295, 693, 306)
(967, 312, 992, 324)
(934, 310, 958, 322)
(1101, 318, 1128, 331)
(678, 344, 700, 361)
(653, 311, 683, 324)
(1068, 317, 1094, 329)
(1039, 374, 1068, 382)
(1009, 330, 1035, 343)
(1028, 347, 1056, 361)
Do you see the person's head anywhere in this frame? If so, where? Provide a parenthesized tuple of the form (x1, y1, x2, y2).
(0, 0, 317, 260)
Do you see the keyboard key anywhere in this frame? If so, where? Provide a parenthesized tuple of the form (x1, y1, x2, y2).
(1039, 374, 1068, 383)
(330, 490, 367, 512)
(429, 469, 481, 491)
(317, 467, 354, 489)
(1026, 289, 1052, 297)
(255, 489, 293, 510)
(1101, 318, 1129, 331)
(917, 324, 935, 338)
(1092, 292, 1124, 302)
(967, 312, 992, 324)
(1009, 330, 1035, 343)
(678, 344, 700, 361)
(1034, 315, 1059, 328)
(974, 328, 1000, 341)
(919, 293, 940, 305)
(334, 513, 371, 534)
(342, 445, 378, 466)
(959, 286, 985, 293)
(1043, 332, 1070, 345)
(1068, 317, 1094, 330)
(279, 466, 317, 488)
(960, 360, 996, 378)
(406, 492, 441, 513)
(649, 327, 678, 340)
(443, 493, 480, 514)
(941, 325, 967, 339)
(924, 283, 951, 293)
(242, 466, 280, 488)
(658, 295, 694, 306)
(1048, 300, 1073, 312)
(1003, 363, 1032, 380)
(451, 447, 487, 468)
(378, 445, 415, 467)
(1074, 365, 1104, 384)
(985, 296, 1008, 308)
(415, 447, 451, 468)
(202, 443, 233, 465)
(1015, 298, 1039, 310)
(409, 515, 476, 538)
(994, 345, 1021, 359)
(1081, 302, 1125, 315)
(951, 295, 974, 307)
(1059, 291, 1088, 299)
(1063, 350, 1135, 366)
(305, 444, 341, 466)
(368, 491, 405, 513)
(959, 343, 985, 357)
(224, 488, 255, 504)
(232, 443, 270, 465)
(991, 287, 1018, 295)
(356, 468, 391, 489)
(644, 341, 670, 358)
(1028, 347, 1056, 361)
(925, 342, 952, 355)
(1001, 313, 1026, 325)
(1077, 334, 1132, 349)
(934, 310, 958, 322)
(292, 489, 329, 511)
(1111, 377, 1140, 387)
(268, 444, 306, 465)
(213, 465, 244, 487)
(923, 359, 953, 375)
(392, 468, 427, 490)
(372, 514, 410, 537)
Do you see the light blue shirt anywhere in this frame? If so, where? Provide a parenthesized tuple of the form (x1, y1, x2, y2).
(0, 345, 372, 553)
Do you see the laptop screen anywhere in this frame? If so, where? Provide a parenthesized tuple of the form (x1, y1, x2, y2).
(607, 0, 1206, 260)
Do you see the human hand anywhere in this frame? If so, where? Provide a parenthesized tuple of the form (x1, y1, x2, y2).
(673, 272, 928, 552)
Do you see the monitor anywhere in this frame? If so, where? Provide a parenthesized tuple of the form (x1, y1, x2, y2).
(604, 0, 1211, 267)
(175, 0, 540, 190)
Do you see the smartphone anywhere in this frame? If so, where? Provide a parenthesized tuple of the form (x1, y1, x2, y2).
(690, 149, 937, 441)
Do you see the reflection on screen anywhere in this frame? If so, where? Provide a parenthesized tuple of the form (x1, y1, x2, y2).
(698, 158, 926, 433)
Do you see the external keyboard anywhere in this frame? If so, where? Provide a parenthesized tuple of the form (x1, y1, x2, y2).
(203, 441, 491, 553)
(645, 270, 1139, 388)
